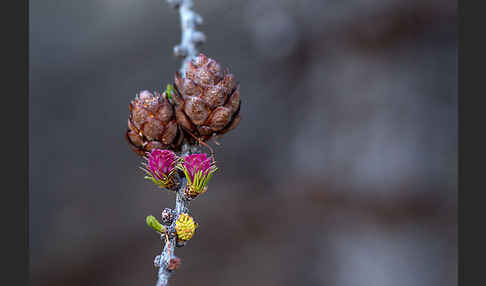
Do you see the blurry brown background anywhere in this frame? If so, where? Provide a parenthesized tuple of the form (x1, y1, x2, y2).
(29, 0, 457, 285)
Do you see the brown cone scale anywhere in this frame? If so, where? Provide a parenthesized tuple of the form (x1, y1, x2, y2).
(172, 53, 241, 141)
(126, 90, 183, 155)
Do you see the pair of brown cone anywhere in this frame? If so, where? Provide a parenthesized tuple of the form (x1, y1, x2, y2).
(126, 53, 241, 156)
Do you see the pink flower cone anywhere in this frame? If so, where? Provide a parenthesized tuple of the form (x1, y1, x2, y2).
(178, 153, 218, 198)
(142, 149, 178, 189)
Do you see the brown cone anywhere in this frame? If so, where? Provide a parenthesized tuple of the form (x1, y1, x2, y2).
(172, 53, 241, 142)
(126, 90, 183, 155)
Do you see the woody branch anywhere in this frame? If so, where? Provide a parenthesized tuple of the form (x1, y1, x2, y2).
(167, 0, 206, 76)
(152, 1, 206, 285)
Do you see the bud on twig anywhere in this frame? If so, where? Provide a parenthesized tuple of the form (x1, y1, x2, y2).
(161, 208, 175, 225)
(173, 45, 188, 58)
(167, 257, 182, 271)
(192, 31, 206, 45)
(166, 0, 182, 9)
(165, 84, 176, 101)
(146, 215, 167, 234)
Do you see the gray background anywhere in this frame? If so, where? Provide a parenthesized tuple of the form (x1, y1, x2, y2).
(30, 0, 457, 285)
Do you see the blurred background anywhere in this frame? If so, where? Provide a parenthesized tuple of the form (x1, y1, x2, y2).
(29, 0, 457, 285)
